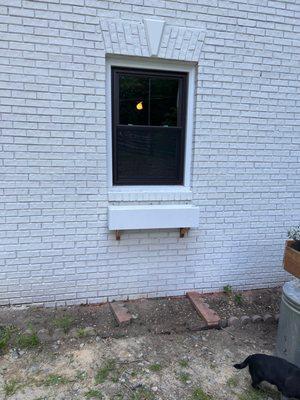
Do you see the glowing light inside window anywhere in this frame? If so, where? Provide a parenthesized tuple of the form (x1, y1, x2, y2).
(136, 101, 143, 110)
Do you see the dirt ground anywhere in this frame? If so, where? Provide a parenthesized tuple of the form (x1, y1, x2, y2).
(0, 322, 281, 400)
(0, 297, 203, 339)
(0, 289, 284, 400)
(203, 288, 281, 320)
(0, 289, 281, 339)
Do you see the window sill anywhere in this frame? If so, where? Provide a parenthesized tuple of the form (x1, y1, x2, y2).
(108, 187, 192, 202)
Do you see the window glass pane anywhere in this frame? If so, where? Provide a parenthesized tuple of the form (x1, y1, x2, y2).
(150, 78, 179, 126)
(116, 126, 181, 183)
(119, 75, 149, 125)
(112, 68, 186, 185)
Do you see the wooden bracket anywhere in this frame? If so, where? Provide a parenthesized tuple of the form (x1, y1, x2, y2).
(116, 229, 189, 239)
(179, 228, 189, 238)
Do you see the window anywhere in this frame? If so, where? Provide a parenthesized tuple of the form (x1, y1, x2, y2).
(112, 67, 187, 185)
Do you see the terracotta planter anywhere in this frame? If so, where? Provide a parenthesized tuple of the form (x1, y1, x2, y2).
(284, 240, 300, 278)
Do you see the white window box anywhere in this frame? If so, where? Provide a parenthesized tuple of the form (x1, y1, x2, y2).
(108, 204, 199, 236)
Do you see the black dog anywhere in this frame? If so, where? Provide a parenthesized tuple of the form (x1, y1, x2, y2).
(234, 354, 300, 399)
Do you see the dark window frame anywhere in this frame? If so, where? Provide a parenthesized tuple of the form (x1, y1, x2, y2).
(112, 67, 187, 186)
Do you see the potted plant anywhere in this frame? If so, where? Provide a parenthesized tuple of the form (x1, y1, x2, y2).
(283, 225, 300, 278)
(287, 225, 300, 251)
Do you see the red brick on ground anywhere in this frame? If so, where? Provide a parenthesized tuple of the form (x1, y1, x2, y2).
(110, 301, 133, 326)
(187, 291, 220, 328)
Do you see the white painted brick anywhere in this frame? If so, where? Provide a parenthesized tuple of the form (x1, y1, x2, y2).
(1, 0, 299, 306)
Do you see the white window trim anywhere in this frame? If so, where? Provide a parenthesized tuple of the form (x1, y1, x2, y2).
(106, 56, 196, 201)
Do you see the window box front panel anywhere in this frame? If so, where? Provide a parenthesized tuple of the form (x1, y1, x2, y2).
(108, 205, 200, 230)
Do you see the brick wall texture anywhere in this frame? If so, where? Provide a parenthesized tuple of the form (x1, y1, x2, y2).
(1, 0, 299, 306)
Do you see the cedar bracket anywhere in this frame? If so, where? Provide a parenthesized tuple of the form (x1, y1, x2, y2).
(116, 228, 189, 240)
(179, 227, 189, 238)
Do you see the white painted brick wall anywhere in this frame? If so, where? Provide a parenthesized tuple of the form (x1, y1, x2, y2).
(1, 0, 300, 306)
